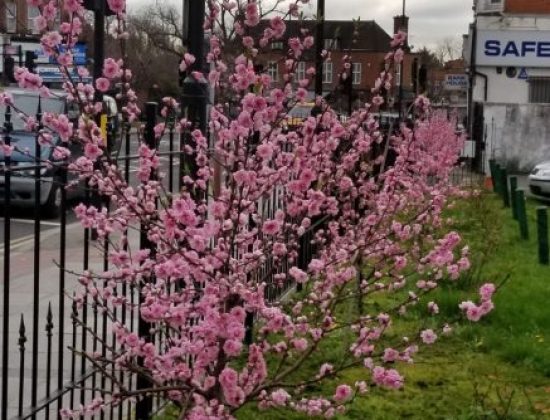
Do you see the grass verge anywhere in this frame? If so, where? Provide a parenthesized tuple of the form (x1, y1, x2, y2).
(157, 191, 550, 419)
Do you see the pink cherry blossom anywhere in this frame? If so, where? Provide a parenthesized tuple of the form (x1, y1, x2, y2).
(333, 384, 352, 403)
(420, 329, 438, 345)
(107, 0, 125, 14)
(95, 77, 111, 92)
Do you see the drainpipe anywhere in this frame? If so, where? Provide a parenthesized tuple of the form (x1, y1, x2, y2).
(475, 70, 488, 101)
(467, 16, 477, 136)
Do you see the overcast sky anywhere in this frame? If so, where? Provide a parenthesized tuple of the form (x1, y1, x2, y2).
(128, 0, 474, 51)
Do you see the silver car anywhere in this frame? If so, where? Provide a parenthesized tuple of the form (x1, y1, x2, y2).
(0, 90, 86, 216)
(528, 161, 550, 198)
(0, 131, 84, 217)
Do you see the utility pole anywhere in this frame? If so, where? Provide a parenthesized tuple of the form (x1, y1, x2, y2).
(181, 0, 208, 192)
(398, 0, 406, 120)
(84, 1, 108, 101)
(315, 0, 325, 97)
(93, 2, 105, 103)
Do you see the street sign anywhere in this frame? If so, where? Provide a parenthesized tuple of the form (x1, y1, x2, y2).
(444, 74, 469, 91)
(518, 67, 528, 79)
(476, 29, 550, 67)
(36, 66, 92, 83)
(55, 44, 88, 66)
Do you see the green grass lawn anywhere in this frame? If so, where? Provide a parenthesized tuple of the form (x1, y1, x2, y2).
(157, 191, 550, 419)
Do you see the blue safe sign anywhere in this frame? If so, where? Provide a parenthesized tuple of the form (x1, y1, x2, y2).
(477, 30, 550, 67)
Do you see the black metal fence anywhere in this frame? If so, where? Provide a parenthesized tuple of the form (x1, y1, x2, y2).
(0, 100, 306, 419)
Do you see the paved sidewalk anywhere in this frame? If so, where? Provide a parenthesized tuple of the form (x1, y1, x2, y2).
(0, 220, 140, 418)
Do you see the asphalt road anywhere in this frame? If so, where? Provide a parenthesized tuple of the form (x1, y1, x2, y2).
(0, 130, 182, 246)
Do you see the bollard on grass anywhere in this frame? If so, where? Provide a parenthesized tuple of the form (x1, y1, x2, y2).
(489, 159, 497, 192)
(500, 167, 510, 208)
(510, 176, 518, 220)
(537, 207, 549, 265)
(516, 189, 529, 240)
(493, 164, 502, 195)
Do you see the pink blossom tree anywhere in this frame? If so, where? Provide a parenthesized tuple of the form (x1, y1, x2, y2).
(0, 1, 496, 418)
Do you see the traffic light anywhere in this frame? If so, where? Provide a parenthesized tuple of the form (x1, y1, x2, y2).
(412, 57, 419, 94)
(178, 69, 185, 87)
(418, 64, 428, 93)
(340, 70, 353, 101)
(25, 51, 37, 73)
(3, 56, 15, 83)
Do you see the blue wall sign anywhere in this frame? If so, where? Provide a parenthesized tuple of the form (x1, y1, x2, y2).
(476, 30, 550, 67)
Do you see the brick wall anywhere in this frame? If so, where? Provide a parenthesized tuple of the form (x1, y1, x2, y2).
(1, 0, 30, 34)
(258, 50, 414, 98)
(505, 0, 550, 14)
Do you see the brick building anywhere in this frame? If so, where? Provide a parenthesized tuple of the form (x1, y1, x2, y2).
(0, 0, 40, 36)
(504, 0, 550, 13)
(1, 0, 42, 80)
(255, 16, 416, 113)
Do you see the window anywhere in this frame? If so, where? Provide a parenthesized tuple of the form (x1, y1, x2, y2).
(323, 62, 333, 84)
(271, 41, 283, 50)
(296, 61, 306, 81)
(28, 6, 40, 34)
(352, 63, 362, 85)
(529, 78, 550, 103)
(395, 64, 401, 87)
(267, 61, 278, 82)
(324, 38, 338, 50)
(7, 2, 17, 33)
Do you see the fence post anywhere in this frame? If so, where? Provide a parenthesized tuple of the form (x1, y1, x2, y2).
(537, 207, 549, 265)
(1, 105, 12, 420)
(489, 159, 497, 192)
(136, 102, 158, 420)
(493, 163, 502, 195)
(510, 176, 518, 220)
(516, 189, 529, 240)
(31, 97, 42, 413)
(500, 167, 509, 208)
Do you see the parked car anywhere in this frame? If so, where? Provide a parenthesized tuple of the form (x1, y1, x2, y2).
(0, 130, 84, 217)
(283, 102, 316, 130)
(528, 161, 550, 198)
(0, 88, 76, 130)
(0, 90, 87, 217)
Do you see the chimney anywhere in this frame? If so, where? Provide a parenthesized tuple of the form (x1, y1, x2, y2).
(393, 15, 409, 35)
(393, 15, 409, 49)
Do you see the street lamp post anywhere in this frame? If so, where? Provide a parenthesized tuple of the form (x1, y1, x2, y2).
(180, 0, 208, 193)
(93, 2, 105, 103)
(83, 1, 112, 101)
(398, 0, 406, 120)
(315, 0, 325, 97)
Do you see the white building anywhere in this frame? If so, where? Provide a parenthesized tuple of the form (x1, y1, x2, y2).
(465, 0, 550, 172)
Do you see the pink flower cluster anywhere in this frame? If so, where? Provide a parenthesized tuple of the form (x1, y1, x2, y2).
(459, 283, 496, 322)
(372, 366, 404, 389)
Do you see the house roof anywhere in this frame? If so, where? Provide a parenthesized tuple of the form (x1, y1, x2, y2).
(256, 19, 393, 53)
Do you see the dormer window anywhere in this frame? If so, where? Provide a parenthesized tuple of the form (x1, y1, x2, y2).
(477, 0, 503, 14)
(324, 39, 339, 50)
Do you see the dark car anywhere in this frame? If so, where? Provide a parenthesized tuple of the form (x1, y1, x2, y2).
(0, 130, 84, 217)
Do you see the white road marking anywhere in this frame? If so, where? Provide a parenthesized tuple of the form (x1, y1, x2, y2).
(0, 221, 81, 254)
(0, 218, 60, 227)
